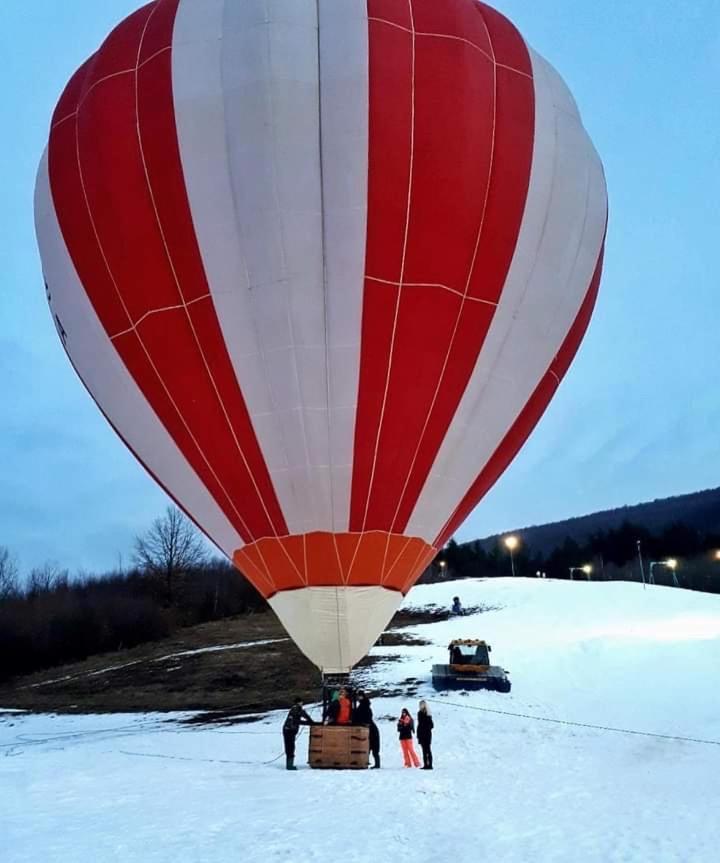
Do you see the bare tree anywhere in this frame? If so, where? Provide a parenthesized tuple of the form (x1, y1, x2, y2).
(133, 506, 208, 604)
(0, 547, 20, 601)
(27, 562, 69, 596)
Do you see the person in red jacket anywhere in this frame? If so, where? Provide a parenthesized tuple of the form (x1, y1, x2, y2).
(327, 687, 353, 725)
(397, 707, 421, 768)
(336, 687, 352, 724)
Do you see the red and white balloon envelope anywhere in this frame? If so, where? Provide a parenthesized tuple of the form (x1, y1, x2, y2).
(35, 0, 607, 673)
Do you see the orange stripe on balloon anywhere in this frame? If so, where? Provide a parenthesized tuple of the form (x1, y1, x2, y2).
(233, 532, 436, 599)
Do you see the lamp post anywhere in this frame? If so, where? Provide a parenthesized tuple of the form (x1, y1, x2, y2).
(569, 564, 592, 581)
(503, 535, 518, 577)
(649, 558, 679, 588)
(438, 560, 447, 579)
(637, 540, 646, 589)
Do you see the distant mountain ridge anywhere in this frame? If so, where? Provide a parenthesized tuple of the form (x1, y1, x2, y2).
(476, 487, 720, 556)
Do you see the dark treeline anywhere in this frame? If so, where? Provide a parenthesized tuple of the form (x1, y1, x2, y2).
(425, 520, 720, 595)
(2, 510, 719, 684)
(0, 557, 265, 684)
(478, 487, 720, 557)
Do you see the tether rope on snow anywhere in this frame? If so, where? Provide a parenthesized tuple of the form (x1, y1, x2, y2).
(427, 698, 720, 748)
(0, 718, 175, 750)
(117, 726, 307, 766)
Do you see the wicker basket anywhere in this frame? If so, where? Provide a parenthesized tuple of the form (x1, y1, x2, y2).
(308, 725, 370, 769)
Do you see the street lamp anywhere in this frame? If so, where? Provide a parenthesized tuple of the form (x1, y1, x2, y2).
(503, 535, 518, 577)
(714, 550, 720, 562)
(637, 539, 646, 589)
(438, 560, 447, 578)
(649, 558, 679, 588)
(569, 564, 592, 581)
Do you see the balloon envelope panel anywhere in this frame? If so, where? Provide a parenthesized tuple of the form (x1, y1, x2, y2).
(35, 0, 607, 672)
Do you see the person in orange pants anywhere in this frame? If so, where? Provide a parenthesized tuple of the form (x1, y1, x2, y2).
(397, 708, 421, 768)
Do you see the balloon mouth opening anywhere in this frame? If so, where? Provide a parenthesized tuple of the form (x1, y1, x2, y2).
(268, 584, 406, 673)
(233, 531, 437, 599)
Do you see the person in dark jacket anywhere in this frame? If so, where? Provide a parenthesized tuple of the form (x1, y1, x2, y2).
(282, 697, 314, 770)
(417, 699, 434, 769)
(354, 690, 381, 768)
(397, 707, 421, 768)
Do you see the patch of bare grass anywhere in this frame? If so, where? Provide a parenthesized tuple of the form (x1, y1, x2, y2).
(0, 601, 491, 717)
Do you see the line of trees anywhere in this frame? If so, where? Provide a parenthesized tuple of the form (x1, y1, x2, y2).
(429, 520, 720, 594)
(0, 508, 265, 683)
(3, 511, 718, 684)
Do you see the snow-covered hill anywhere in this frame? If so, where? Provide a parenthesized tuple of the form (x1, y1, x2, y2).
(3, 578, 720, 863)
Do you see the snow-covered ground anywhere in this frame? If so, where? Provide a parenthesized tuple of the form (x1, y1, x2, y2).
(3, 578, 720, 863)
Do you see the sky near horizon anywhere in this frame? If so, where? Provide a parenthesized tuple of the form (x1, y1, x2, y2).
(1, 1, 719, 574)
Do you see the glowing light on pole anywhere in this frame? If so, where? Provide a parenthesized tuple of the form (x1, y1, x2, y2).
(649, 558, 679, 588)
(504, 535, 519, 577)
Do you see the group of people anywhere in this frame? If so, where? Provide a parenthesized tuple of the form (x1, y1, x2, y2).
(325, 687, 381, 768)
(397, 700, 434, 769)
(281, 691, 435, 771)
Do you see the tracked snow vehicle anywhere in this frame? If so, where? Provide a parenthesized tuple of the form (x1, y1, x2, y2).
(432, 639, 511, 692)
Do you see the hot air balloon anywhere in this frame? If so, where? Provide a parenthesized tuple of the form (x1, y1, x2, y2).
(35, 0, 607, 674)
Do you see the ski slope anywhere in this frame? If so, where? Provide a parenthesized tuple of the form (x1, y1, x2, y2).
(3, 578, 720, 863)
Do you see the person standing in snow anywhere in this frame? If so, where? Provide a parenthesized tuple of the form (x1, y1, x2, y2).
(282, 697, 314, 770)
(397, 707, 421, 768)
(417, 700, 434, 770)
(451, 596, 463, 616)
(354, 690, 381, 768)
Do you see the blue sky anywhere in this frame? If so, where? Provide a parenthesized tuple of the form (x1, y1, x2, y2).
(2, 1, 719, 574)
